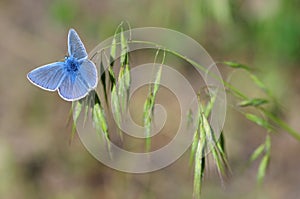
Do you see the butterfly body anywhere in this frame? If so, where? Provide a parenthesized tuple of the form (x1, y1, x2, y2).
(65, 56, 80, 73)
(27, 29, 98, 101)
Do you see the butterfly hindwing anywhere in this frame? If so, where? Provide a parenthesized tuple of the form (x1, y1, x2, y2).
(58, 72, 90, 101)
(58, 60, 98, 101)
(27, 62, 66, 91)
(68, 29, 88, 60)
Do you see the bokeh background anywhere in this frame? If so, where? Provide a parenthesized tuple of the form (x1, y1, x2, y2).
(1, 0, 300, 198)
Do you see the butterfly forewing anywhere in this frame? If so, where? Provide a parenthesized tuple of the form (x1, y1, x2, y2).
(79, 60, 98, 89)
(27, 62, 66, 91)
(68, 29, 88, 60)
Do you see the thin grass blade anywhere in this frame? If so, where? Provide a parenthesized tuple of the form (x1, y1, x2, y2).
(223, 61, 252, 71)
(250, 143, 265, 162)
(239, 98, 269, 107)
(245, 113, 273, 132)
(257, 154, 269, 185)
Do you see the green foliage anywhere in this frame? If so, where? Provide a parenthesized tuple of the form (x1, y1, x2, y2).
(249, 144, 265, 163)
(117, 26, 131, 114)
(238, 98, 269, 107)
(245, 113, 274, 132)
(250, 135, 271, 185)
(193, 127, 206, 199)
(70, 23, 300, 199)
(191, 94, 229, 199)
(143, 49, 165, 151)
(70, 98, 82, 142)
(223, 61, 300, 141)
(223, 61, 252, 71)
(71, 90, 111, 154)
(91, 92, 110, 146)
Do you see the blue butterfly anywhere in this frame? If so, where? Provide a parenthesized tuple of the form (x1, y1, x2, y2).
(27, 29, 98, 101)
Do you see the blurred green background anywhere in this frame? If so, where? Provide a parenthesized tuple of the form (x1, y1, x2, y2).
(1, 0, 300, 198)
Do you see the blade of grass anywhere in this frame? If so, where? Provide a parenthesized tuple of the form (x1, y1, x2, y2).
(99, 60, 108, 104)
(189, 110, 200, 166)
(202, 113, 226, 177)
(193, 115, 206, 199)
(92, 98, 111, 156)
(250, 143, 265, 162)
(203, 92, 230, 173)
(143, 49, 166, 151)
(193, 140, 206, 199)
(223, 61, 252, 71)
(204, 91, 217, 118)
(262, 110, 300, 141)
(117, 26, 131, 115)
(143, 95, 153, 152)
(245, 113, 274, 132)
(110, 86, 123, 140)
(70, 101, 82, 143)
(239, 98, 269, 107)
(257, 153, 270, 185)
